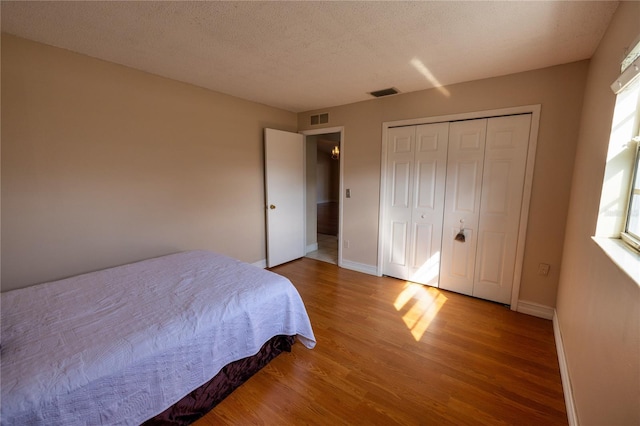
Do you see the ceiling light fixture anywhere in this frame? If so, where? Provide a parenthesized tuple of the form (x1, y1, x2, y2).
(331, 146, 340, 160)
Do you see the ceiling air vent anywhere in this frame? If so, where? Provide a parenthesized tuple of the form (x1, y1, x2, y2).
(310, 112, 329, 125)
(369, 87, 399, 98)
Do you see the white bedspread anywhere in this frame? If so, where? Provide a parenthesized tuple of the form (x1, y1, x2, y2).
(1, 250, 315, 425)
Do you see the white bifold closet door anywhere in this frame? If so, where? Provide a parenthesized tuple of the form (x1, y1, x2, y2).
(473, 114, 531, 303)
(382, 122, 449, 286)
(439, 114, 531, 304)
(439, 119, 487, 296)
(383, 114, 531, 305)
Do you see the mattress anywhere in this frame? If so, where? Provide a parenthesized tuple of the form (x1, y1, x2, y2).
(144, 334, 295, 425)
(1, 250, 316, 425)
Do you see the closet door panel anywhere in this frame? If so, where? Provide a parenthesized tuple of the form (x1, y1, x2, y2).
(440, 119, 487, 295)
(450, 227, 475, 277)
(451, 160, 482, 213)
(390, 220, 409, 265)
(411, 222, 436, 282)
(409, 123, 448, 285)
(415, 159, 437, 210)
(473, 114, 531, 303)
(477, 230, 506, 284)
(392, 161, 411, 208)
(383, 127, 415, 280)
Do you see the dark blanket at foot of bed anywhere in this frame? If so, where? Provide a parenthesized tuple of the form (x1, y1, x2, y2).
(143, 335, 295, 425)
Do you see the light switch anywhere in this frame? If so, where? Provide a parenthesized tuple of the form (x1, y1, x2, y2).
(346, 189, 351, 198)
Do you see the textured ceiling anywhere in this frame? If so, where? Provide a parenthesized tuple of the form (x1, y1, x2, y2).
(1, 1, 619, 113)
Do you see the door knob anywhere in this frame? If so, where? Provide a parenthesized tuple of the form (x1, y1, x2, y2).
(269, 204, 276, 209)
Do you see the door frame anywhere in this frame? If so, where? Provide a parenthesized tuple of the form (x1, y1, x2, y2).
(300, 126, 345, 267)
(377, 105, 541, 311)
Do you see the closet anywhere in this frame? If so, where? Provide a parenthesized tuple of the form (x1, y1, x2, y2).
(381, 113, 532, 305)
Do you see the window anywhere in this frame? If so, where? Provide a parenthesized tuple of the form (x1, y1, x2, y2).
(595, 36, 640, 279)
(605, 36, 640, 253)
(622, 138, 640, 251)
(598, 68, 640, 239)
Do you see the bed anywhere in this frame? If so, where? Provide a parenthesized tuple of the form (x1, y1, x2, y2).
(1, 250, 316, 425)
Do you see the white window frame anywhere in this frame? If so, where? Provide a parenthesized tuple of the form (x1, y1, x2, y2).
(621, 137, 640, 252)
(593, 37, 640, 284)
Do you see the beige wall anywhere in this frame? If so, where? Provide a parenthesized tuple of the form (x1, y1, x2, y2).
(299, 61, 589, 309)
(316, 149, 339, 203)
(557, 1, 639, 424)
(1, 34, 297, 291)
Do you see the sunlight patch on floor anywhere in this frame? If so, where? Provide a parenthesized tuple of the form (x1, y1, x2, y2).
(394, 283, 447, 341)
(409, 251, 440, 286)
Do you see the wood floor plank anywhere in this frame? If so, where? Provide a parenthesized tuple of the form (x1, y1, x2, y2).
(195, 258, 567, 425)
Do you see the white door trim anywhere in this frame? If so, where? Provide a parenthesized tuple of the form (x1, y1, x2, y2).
(378, 105, 541, 311)
(300, 126, 345, 268)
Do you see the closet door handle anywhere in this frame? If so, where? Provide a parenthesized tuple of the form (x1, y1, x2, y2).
(455, 219, 466, 242)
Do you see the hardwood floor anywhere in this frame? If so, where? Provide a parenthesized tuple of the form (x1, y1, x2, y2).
(195, 259, 567, 425)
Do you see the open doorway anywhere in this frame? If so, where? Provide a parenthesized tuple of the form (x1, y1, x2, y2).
(303, 130, 342, 265)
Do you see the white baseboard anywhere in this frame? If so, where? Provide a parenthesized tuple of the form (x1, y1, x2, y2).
(251, 259, 267, 269)
(339, 259, 378, 276)
(553, 310, 578, 426)
(306, 243, 319, 254)
(516, 300, 554, 320)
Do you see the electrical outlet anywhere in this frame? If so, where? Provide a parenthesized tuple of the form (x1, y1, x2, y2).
(537, 263, 550, 276)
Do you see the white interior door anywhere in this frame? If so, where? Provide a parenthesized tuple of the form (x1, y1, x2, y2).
(473, 114, 531, 303)
(265, 128, 305, 267)
(439, 119, 487, 296)
(383, 123, 448, 285)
